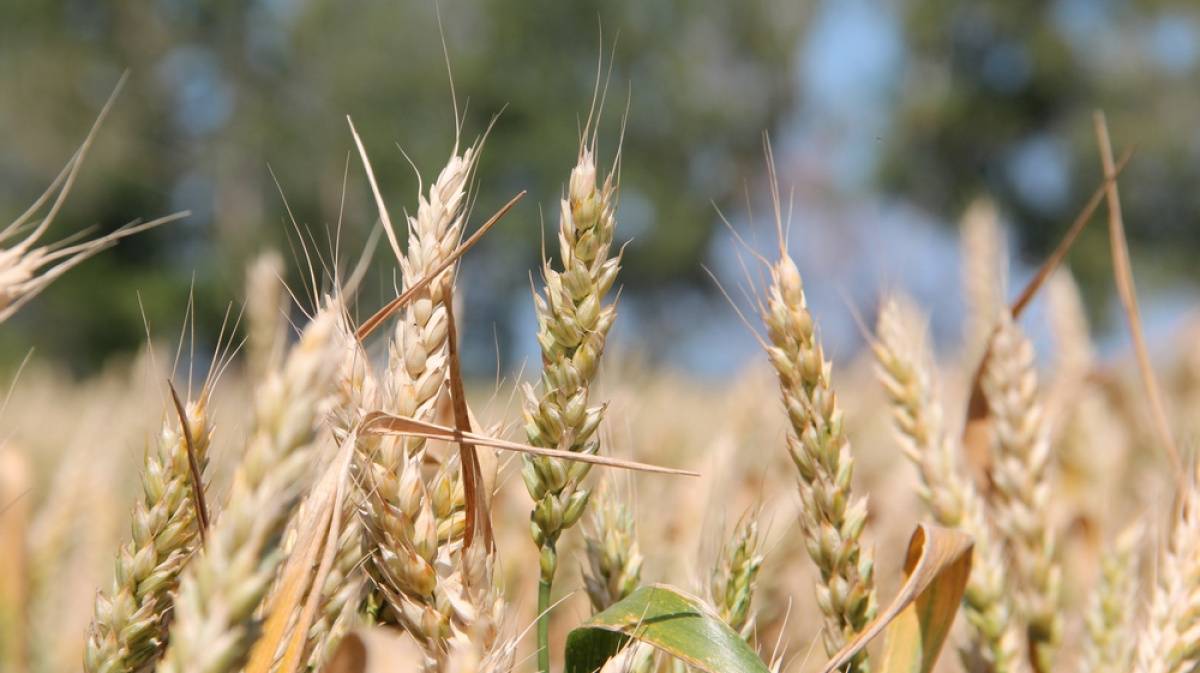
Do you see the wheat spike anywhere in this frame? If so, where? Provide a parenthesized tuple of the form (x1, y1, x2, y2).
(763, 250, 876, 671)
(1134, 481, 1200, 673)
(582, 481, 643, 613)
(84, 392, 213, 673)
(873, 297, 1026, 673)
(983, 312, 1062, 672)
(709, 512, 764, 640)
(1083, 524, 1142, 673)
(158, 307, 343, 673)
(523, 138, 622, 582)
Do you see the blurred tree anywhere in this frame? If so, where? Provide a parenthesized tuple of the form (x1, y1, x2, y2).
(0, 0, 809, 373)
(881, 0, 1200, 318)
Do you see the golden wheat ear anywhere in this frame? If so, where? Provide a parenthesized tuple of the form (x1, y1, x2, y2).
(83, 379, 214, 673)
(753, 142, 876, 671)
(158, 306, 344, 673)
(871, 296, 1024, 672)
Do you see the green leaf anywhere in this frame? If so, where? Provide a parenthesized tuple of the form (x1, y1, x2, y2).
(565, 584, 771, 673)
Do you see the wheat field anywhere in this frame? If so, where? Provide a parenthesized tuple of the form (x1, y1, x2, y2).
(0, 104, 1196, 673)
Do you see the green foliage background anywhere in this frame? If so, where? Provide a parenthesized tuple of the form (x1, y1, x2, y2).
(0, 0, 1197, 373)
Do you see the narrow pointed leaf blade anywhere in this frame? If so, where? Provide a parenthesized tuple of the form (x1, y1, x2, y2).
(565, 584, 770, 673)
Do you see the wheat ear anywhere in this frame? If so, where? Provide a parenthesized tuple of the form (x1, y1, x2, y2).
(873, 297, 1025, 673)
(762, 251, 876, 670)
(84, 392, 213, 673)
(960, 197, 1004, 364)
(353, 146, 468, 640)
(983, 312, 1062, 672)
(1134, 480, 1200, 673)
(1083, 524, 1142, 673)
(158, 307, 343, 673)
(582, 481, 643, 613)
(523, 137, 621, 671)
(245, 251, 289, 380)
(709, 512, 765, 640)
(351, 143, 514, 670)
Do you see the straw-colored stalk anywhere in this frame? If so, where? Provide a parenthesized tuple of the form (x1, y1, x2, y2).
(84, 393, 213, 673)
(158, 307, 343, 673)
(763, 252, 876, 670)
(522, 138, 621, 671)
(982, 313, 1062, 672)
(1134, 483, 1200, 673)
(872, 297, 1025, 673)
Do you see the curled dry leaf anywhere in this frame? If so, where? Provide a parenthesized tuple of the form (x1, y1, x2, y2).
(821, 523, 974, 673)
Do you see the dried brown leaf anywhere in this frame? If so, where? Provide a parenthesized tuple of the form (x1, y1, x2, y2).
(821, 524, 974, 673)
(442, 278, 493, 551)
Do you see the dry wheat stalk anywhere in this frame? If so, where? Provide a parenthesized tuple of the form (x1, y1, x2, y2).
(1083, 524, 1142, 673)
(873, 297, 1025, 673)
(158, 307, 343, 673)
(763, 250, 876, 671)
(982, 312, 1062, 672)
(1134, 481, 1200, 673)
(84, 392, 213, 673)
(582, 481, 643, 613)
